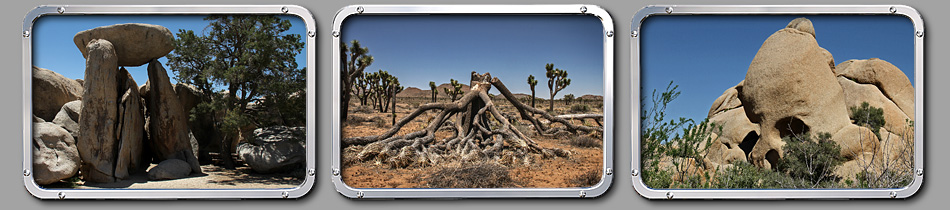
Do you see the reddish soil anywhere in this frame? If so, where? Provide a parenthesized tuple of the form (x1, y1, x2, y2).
(341, 97, 604, 188)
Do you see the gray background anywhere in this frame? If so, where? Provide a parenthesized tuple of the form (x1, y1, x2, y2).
(2, 0, 943, 208)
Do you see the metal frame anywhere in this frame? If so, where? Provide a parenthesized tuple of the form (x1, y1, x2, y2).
(631, 5, 924, 199)
(331, 5, 614, 198)
(22, 5, 316, 199)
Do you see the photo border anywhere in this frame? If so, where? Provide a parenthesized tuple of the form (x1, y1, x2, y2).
(630, 5, 924, 199)
(331, 4, 615, 198)
(22, 5, 317, 199)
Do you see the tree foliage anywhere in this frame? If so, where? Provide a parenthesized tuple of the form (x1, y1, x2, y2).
(777, 132, 844, 188)
(166, 15, 304, 167)
(545, 63, 571, 111)
(429, 81, 438, 103)
(849, 102, 886, 139)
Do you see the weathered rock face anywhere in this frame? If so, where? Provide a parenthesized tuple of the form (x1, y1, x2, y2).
(74, 23, 175, 66)
(114, 68, 145, 180)
(237, 126, 306, 173)
(699, 18, 915, 181)
(740, 18, 851, 169)
(145, 60, 201, 174)
(147, 159, 193, 181)
(52, 100, 82, 140)
(77, 39, 119, 183)
(836, 59, 915, 118)
(175, 83, 216, 162)
(32, 122, 80, 185)
(33, 66, 83, 121)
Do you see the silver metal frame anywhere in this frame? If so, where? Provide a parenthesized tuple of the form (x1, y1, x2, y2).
(631, 5, 924, 199)
(22, 5, 316, 199)
(331, 5, 614, 198)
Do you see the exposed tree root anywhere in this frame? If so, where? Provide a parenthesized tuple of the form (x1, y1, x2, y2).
(343, 72, 603, 168)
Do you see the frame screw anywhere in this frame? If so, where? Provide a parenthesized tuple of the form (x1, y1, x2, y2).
(332, 31, 340, 38)
(23, 169, 30, 176)
(665, 7, 673, 14)
(631, 30, 638, 38)
(357, 6, 364, 14)
(605, 168, 613, 176)
(307, 168, 315, 176)
(23, 30, 30, 38)
(889, 6, 897, 13)
(58, 192, 65, 199)
(308, 30, 315, 38)
(606, 30, 614, 37)
(580, 6, 587, 13)
(916, 30, 924, 38)
(332, 168, 340, 176)
(666, 191, 674, 199)
(57, 7, 65, 14)
(282, 191, 289, 198)
(916, 168, 923, 176)
(890, 191, 898, 198)
(632, 169, 639, 177)
(357, 191, 364, 198)
(579, 191, 587, 198)
(281, 6, 289, 13)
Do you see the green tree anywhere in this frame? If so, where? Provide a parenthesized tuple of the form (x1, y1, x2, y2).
(167, 15, 304, 168)
(443, 78, 464, 101)
(849, 102, 886, 139)
(429, 81, 438, 103)
(527, 75, 538, 108)
(545, 63, 571, 111)
(353, 72, 372, 106)
(564, 94, 575, 105)
(341, 40, 374, 122)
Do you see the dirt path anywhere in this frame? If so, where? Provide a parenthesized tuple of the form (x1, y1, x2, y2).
(64, 164, 303, 189)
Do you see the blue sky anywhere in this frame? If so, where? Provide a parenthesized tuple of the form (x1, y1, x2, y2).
(32, 15, 306, 87)
(341, 15, 604, 97)
(641, 15, 915, 124)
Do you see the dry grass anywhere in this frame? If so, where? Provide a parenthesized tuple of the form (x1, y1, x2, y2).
(569, 135, 601, 148)
(570, 169, 602, 187)
(417, 162, 517, 188)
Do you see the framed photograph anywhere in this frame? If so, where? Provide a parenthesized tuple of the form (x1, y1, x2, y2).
(632, 5, 924, 199)
(332, 5, 614, 198)
(23, 5, 316, 199)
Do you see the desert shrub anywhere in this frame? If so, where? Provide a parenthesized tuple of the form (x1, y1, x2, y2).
(421, 162, 516, 188)
(856, 169, 912, 189)
(713, 161, 789, 189)
(849, 102, 886, 139)
(776, 132, 844, 188)
(570, 104, 590, 113)
(571, 169, 602, 187)
(569, 135, 601, 148)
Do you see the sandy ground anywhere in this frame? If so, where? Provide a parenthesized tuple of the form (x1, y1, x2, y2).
(47, 164, 303, 189)
(341, 99, 604, 188)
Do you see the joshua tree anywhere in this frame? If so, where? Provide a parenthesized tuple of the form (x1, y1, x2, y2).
(429, 81, 439, 103)
(443, 78, 464, 101)
(545, 63, 571, 111)
(366, 70, 401, 113)
(353, 72, 372, 106)
(343, 72, 603, 168)
(527, 75, 538, 108)
(341, 40, 374, 122)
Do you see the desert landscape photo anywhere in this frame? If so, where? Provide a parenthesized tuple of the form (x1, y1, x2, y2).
(339, 15, 607, 188)
(639, 16, 916, 189)
(30, 15, 308, 189)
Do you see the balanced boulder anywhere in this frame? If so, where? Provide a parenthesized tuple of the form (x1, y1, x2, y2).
(32, 122, 80, 185)
(73, 23, 174, 66)
(32, 66, 83, 121)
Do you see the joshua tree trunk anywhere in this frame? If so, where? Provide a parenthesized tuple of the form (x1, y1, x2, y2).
(343, 72, 602, 168)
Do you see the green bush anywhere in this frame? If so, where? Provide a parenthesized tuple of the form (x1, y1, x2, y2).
(570, 104, 590, 113)
(849, 102, 886, 139)
(777, 132, 844, 188)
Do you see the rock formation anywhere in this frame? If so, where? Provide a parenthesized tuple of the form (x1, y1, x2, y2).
(700, 18, 914, 180)
(32, 66, 83, 121)
(237, 126, 305, 173)
(32, 122, 80, 185)
(145, 60, 202, 174)
(74, 23, 175, 66)
(114, 68, 145, 180)
(52, 100, 82, 140)
(147, 159, 193, 180)
(76, 39, 119, 183)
